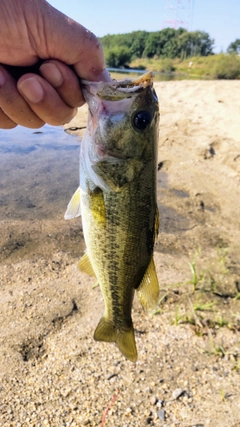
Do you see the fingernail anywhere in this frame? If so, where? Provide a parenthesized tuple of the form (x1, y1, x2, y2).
(0, 67, 6, 86)
(18, 77, 44, 103)
(40, 63, 63, 87)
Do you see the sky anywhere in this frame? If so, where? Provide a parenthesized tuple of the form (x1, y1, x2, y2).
(48, 0, 240, 53)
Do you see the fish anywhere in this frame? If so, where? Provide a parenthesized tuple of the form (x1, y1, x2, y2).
(65, 72, 160, 362)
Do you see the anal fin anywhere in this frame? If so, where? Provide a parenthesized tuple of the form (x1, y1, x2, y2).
(78, 252, 96, 277)
(136, 257, 159, 311)
(94, 317, 137, 363)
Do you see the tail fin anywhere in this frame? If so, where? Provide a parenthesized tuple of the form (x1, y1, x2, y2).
(94, 317, 137, 362)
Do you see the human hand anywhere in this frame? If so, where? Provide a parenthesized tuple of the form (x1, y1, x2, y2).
(0, 0, 110, 129)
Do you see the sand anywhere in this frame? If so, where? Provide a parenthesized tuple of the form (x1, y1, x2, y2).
(0, 80, 240, 427)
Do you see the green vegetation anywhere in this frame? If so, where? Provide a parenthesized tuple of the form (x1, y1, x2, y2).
(227, 38, 240, 54)
(152, 247, 240, 364)
(101, 28, 214, 67)
(211, 53, 240, 79)
(105, 46, 132, 69)
(100, 31, 240, 79)
(130, 55, 240, 80)
(188, 249, 204, 291)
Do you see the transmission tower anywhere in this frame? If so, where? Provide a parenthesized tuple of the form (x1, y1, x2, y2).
(162, 0, 193, 31)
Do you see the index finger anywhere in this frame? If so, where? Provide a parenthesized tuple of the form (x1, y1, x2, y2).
(72, 30, 111, 82)
(39, 4, 111, 82)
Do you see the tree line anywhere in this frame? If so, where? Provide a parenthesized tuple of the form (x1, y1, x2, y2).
(100, 28, 239, 68)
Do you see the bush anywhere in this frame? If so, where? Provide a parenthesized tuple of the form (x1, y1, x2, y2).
(157, 58, 175, 73)
(227, 38, 240, 54)
(105, 47, 131, 68)
(211, 54, 240, 79)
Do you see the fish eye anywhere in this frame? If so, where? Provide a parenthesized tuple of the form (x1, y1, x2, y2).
(132, 110, 152, 131)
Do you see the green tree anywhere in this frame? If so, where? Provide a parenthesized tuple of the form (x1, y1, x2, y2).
(160, 28, 181, 58)
(227, 39, 240, 54)
(143, 28, 185, 58)
(105, 46, 131, 68)
(193, 31, 214, 56)
(142, 32, 161, 58)
(178, 31, 214, 58)
(129, 31, 148, 59)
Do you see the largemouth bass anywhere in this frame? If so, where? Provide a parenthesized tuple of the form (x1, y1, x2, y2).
(65, 72, 160, 362)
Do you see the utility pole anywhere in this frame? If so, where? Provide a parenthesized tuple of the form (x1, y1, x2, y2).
(162, 0, 193, 31)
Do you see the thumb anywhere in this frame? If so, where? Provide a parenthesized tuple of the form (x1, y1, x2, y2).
(34, 1, 110, 81)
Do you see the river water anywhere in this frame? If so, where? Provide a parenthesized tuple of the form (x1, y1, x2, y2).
(0, 125, 79, 222)
(108, 68, 198, 81)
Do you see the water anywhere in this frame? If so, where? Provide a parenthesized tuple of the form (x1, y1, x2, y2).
(0, 125, 80, 221)
(0, 125, 79, 155)
(107, 67, 194, 82)
(0, 125, 85, 262)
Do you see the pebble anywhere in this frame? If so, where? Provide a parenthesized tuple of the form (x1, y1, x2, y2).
(125, 407, 132, 415)
(158, 409, 166, 421)
(156, 399, 164, 408)
(150, 395, 158, 405)
(172, 388, 184, 400)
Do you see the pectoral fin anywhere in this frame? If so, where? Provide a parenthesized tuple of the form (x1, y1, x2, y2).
(136, 257, 159, 311)
(78, 252, 96, 277)
(92, 158, 144, 191)
(94, 317, 137, 362)
(64, 187, 81, 220)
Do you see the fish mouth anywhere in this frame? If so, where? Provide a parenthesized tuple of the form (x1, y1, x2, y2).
(82, 71, 154, 101)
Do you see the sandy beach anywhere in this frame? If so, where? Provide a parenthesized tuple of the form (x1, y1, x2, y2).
(0, 79, 240, 426)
